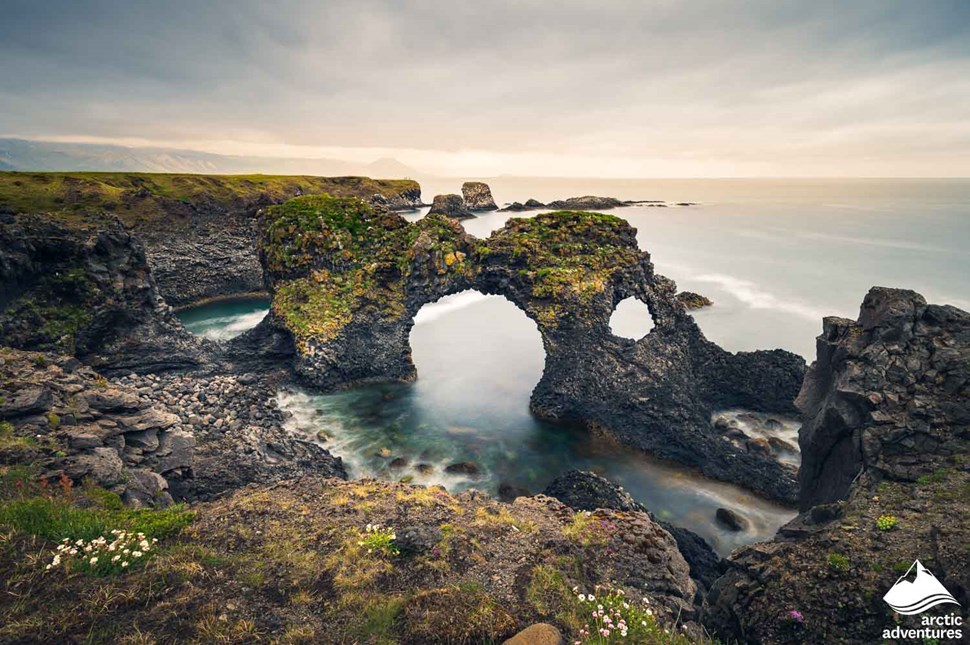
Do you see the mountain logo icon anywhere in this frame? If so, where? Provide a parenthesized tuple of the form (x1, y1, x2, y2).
(883, 560, 961, 615)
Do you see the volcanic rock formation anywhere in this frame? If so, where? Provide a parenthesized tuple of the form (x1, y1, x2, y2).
(0, 213, 206, 373)
(427, 193, 475, 220)
(462, 181, 498, 211)
(707, 288, 970, 643)
(248, 195, 806, 502)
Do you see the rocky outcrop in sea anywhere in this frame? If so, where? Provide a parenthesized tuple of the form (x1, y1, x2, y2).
(462, 181, 498, 211)
(252, 196, 806, 502)
(427, 193, 476, 219)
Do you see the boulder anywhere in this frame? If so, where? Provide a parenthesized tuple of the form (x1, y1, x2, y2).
(502, 623, 564, 645)
(0, 385, 53, 418)
(64, 447, 125, 487)
(427, 194, 475, 220)
(714, 507, 749, 532)
(444, 461, 481, 475)
(461, 182, 498, 211)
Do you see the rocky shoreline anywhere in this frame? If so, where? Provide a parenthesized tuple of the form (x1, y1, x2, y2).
(0, 172, 967, 643)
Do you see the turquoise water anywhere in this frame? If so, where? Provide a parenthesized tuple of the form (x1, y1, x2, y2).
(176, 297, 270, 341)
(175, 179, 970, 555)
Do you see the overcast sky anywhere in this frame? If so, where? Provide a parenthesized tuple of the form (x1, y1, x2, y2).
(2, 0, 970, 177)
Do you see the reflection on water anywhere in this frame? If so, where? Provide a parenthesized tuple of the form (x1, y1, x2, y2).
(175, 297, 269, 341)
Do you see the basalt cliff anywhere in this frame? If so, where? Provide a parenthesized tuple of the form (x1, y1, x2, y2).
(0, 172, 422, 307)
(708, 287, 969, 643)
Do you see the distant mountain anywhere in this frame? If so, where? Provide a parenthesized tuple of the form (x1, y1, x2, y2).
(364, 157, 419, 178)
(0, 138, 425, 179)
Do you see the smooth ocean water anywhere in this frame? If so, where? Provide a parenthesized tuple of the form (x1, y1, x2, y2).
(176, 179, 970, 555)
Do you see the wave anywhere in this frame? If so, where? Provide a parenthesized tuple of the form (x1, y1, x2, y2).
(692, 273, 824, 321)
(187, 309, 268, 341)
(413, 291, 491, 325)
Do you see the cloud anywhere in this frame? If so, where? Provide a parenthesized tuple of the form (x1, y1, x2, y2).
(2, 0, 970, 176)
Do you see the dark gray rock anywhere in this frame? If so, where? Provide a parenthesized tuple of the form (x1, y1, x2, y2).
(796, 287, 970, 510)
(445, 461, 481, 475)
(545, 196, 626, 210)
(714, 507, 749, 532)
(427, 194, 475, 220)
(543, 471, 724, 589)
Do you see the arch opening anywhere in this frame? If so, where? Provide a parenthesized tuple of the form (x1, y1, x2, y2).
(408, 289, 545, 417)
(609, 296, 655, 340)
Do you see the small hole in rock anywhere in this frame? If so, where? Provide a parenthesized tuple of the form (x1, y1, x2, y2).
(609, 297, 655, 339)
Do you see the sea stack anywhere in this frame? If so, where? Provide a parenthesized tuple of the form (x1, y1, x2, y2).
(427, 194, 475, 220)
(461, 181, 498, 211)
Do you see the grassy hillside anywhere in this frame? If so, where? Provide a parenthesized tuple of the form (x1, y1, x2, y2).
(0, 172, 420, 229)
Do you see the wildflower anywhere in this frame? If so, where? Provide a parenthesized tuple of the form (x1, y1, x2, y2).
(646, 609, 653, 617)
(788, 610, 804, 624)
(578, 594, 586, 602)
(45, 564, 52, 570)
(132, 551, 143, 558)
(112, 555, 120, 562)
(90, 557, 98, 565)
(121, 561, 129, 568)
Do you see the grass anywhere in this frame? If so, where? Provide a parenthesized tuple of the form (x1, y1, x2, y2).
(0, 171, 419, 229)
(563, 511, 616, 547)
(827, 553, 850, 571)
(0, 421, 34, 453)
(0, 494, 193, 543)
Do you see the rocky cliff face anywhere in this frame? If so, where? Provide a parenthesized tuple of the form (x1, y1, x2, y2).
(796, 287, 970, 510)
(251, 197, 806, 502)
(707, 288, 970, 643)
(0, 172, 423, 308)
(0, 213, 205, 373)
(462, 181, 498, 210)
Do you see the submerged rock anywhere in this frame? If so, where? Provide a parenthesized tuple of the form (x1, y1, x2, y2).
(677, 291, 713, 310)
(444, 461, 481, 475)
(500, 198, 547, 212)
(714, 507, 749, 532)
(462, 181, 498, 211)
(428, 193, 475, 220)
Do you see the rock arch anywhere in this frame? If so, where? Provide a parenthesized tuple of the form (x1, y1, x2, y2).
(246, 195, 806, 502)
